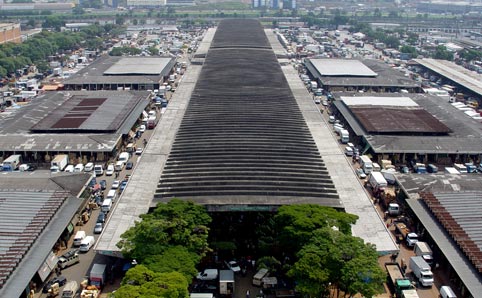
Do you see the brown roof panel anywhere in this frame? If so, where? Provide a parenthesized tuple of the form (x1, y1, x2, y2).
(351, 107, 452, 134)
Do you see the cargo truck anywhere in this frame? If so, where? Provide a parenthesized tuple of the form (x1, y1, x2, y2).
(395, 222, 418, 247)
(409, 256, 434, 287)
(368, 172, 388, 191)
(385, 262, 417, 298)
(50, 154, 68, 172)
(2, 154, 21, 171)
(219, 270, 235, 296)
(360, 155, 373, 174)
(90, 263, 107, 288)
(414, 242, 433, 266)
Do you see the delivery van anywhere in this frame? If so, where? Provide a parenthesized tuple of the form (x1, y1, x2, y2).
(73, 231, 86, 247)
(115, 161, 124, 172)
(106, 189, 117, 202)
(101, 198, 113, 213)
(74, 164, 84, 173)
(79, 236, 95, 252)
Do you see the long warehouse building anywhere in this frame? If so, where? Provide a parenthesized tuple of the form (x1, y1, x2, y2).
(97, 19, 397, 256)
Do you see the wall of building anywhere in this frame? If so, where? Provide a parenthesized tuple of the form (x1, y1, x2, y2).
(0, 23, 21, 44)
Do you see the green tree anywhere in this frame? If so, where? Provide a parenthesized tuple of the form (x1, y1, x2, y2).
(288, 227, 384, 298)
(433, 45, 453, 61)
(459, 48, 482, 62)
(117, 199, 211, 261)
(143, 246, 200, 280)
(42, 16, 64, 31)
(400, 45, 417, 58)
(274, 204, 358, 254)
(116, 265, 189, 298)
(374, 8, 382, 17)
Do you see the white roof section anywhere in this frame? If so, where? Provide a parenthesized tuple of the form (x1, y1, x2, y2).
(414, 58, 482, 97)
(310, 59, 378, 77)
(340, 96, 419, 107)
(104, 57, 173, 75)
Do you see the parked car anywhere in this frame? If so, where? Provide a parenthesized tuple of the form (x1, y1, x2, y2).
(356, 168, 367, 179)
(26, 164, 37, 171)
(135, 148, 143, 155)
(99, 180, 107, 190)
(120, 180, 128, 192)
(111, 180, 120, 189)
(126, 161, 134, 170)
(42, 276, 67, 293)
(105, 164, 115, 176)
(314, 98, 321, 104)
(94, 222, 103, 234)
(225, 260, 241, 273)
(139, 125, 146, 133)
(97, 212, 106, 224)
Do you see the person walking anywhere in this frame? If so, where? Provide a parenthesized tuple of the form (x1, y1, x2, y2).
(246, 290, 250, 298)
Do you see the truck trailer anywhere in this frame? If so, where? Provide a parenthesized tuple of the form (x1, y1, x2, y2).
(50, 154, 68, 172)
(385, 262, 416, 298)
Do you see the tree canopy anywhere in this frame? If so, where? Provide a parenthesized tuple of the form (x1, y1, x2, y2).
(117, 199, 212, 261)
(288, 227, 384, 298)
(114, 265, 189, 298)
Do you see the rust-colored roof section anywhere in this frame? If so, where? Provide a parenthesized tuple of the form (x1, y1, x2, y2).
(351, 107, 452, 134)
(420, 192, 482, 273)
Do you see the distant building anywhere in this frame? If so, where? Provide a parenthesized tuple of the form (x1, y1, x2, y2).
(0, 23, 21, 44)
(126, 0, 165, 7)
(282, 0, 296, 9)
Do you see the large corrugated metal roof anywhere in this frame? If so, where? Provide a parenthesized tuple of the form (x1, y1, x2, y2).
(413, 58, 482, 97)
(421, 192, 482, 272)
(407, 197, 482, 298)
(156, 19, 341, 206)
(309, 59, 378, 77)
(104, 57, 173, 75)
(0, 91, 149, 152)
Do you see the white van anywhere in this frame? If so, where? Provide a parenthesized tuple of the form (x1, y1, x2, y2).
(79, 236, 95, 252)
(64, 165, 75, 173)
(101, 198, 113, 213)
(344, 147, 353, 156)
(74, 163, 84, 173)
(73, 231, 86, 247)
(190, 294, 214, 298)
(440, 286, 456, 298)
(118, 152, 130, 163)
(62, 281, 79, 298)
(106, 189, 117, 202)
(84, 162, 94, 172)
(252, 268, 269, 286)
(115, 161, 125, 172)
(94, 164, 103, 176)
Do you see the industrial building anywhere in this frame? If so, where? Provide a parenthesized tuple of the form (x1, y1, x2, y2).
(0, 172, 92, 298)
(63, 56, 176, 91)
(412, 58, 482, 101)
(304, 58, 421, 93)
(332, 93, 482, 165)
(396, 173, 482, 298)
(96, 19, 398, 257)
(0, 90, 150, 166)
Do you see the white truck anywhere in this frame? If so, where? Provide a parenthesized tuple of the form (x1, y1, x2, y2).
(368, 172, 388, 191)
(50, 154, 68, 172)
(414, 242, 433, 266)
(2, 154, 21, 171)
(360, 155, 373, 174)
(409, 256, 434, 287)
